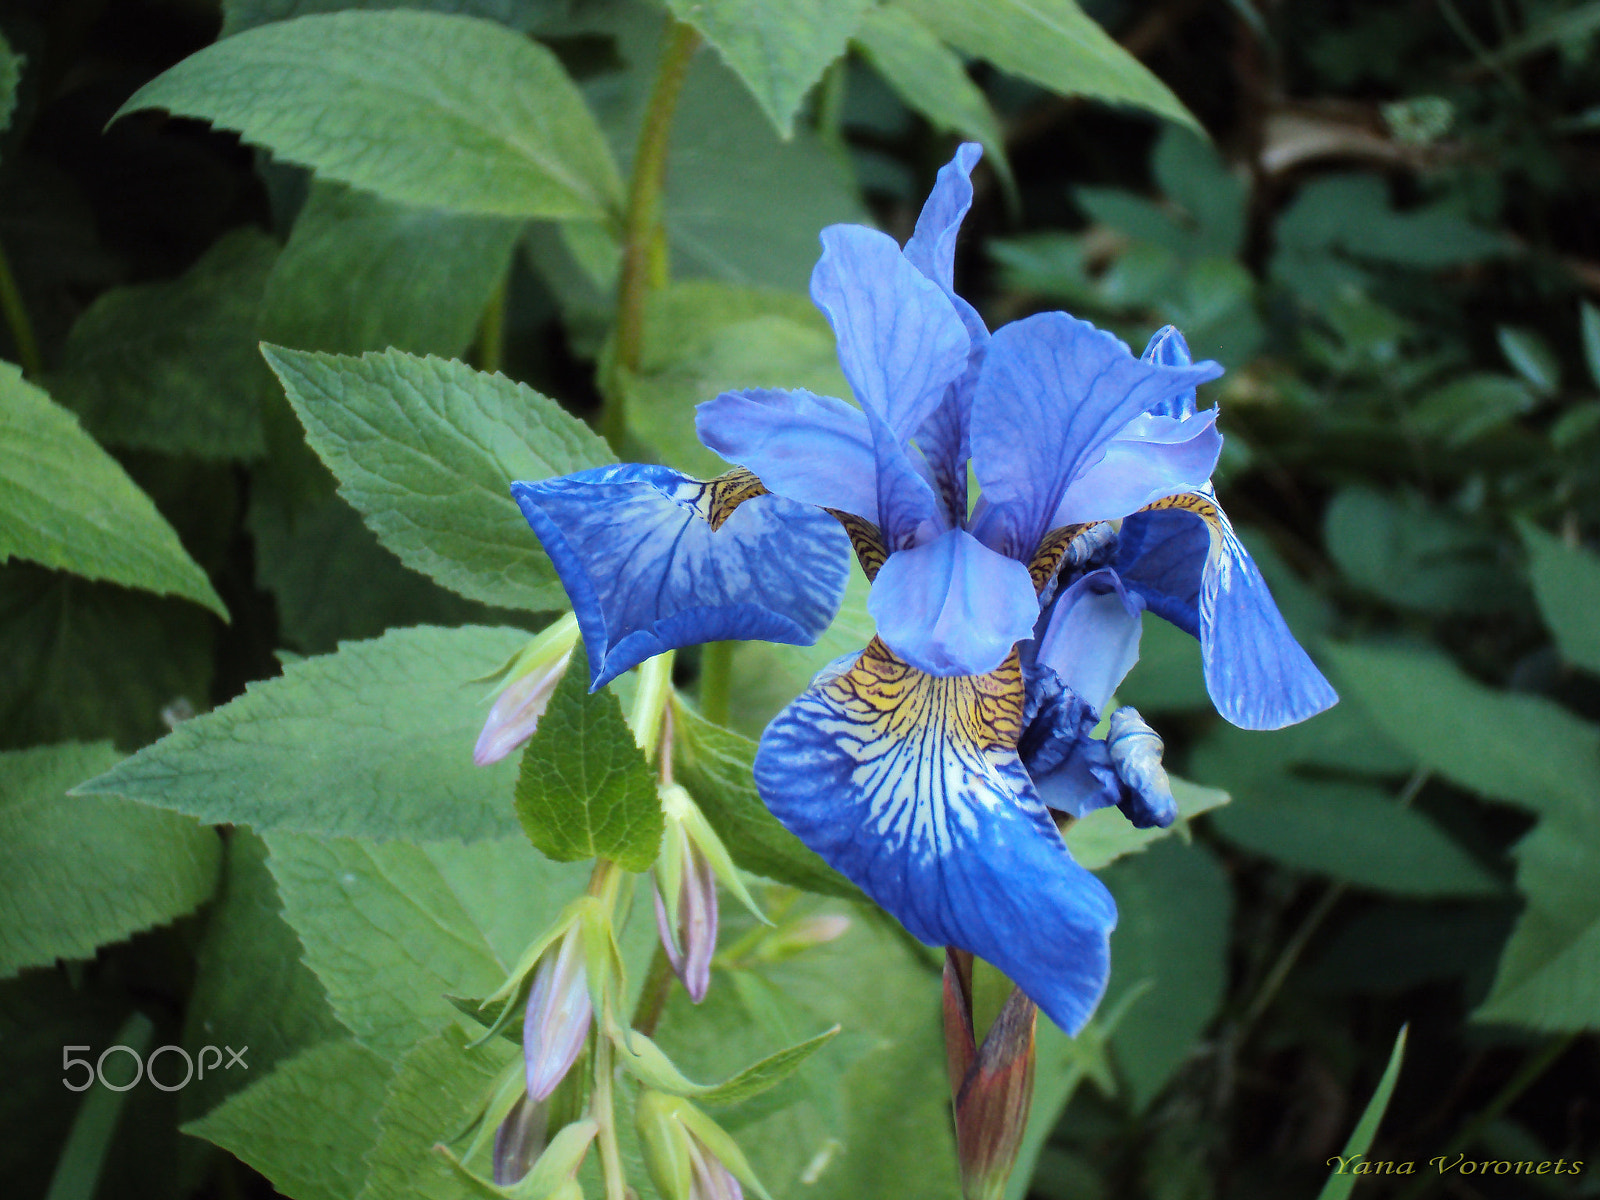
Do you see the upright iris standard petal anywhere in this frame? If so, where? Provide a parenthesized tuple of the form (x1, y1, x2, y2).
(869, 528, 1039, 677)
(1116, 492, 1338, 730)
(810, 224, 970, 439)
(694, 388, 879, 521)
(903, 142, 983, 292)
(969, 314, 1224, 561)
(755, 640, 1117, 1036)
(512, 464, 849, 690)
(1033, 568, 1144, 717)
(1140, 324, 1201, 417)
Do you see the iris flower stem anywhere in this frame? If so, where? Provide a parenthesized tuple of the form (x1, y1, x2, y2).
(601, 17, 700, 452)
(698, 641, 734, 727)
(0, 236, 43, 378)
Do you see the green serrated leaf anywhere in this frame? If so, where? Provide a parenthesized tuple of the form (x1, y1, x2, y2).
(1210, 780, 1503, 897)
(263, 346, 612, 611)
(0, 743, 220, 978)
(222, 0, 557, 39)
(1065, 775, 1229, 871)
(46, 228, 278, 460)
(120, 11, 622, 219)
(261, 180, 521, 359)
(515, 642, 662, 871)
(1475, 818, 1600, 1031)
(76, 624, 530, 842)
(613, 1022, 839, 1104)
(894, 0, 1199, 131)
(671, 701, 860, 898)
(267, 832, 589, 1060)
(184, 1039, 394, 1200)
(356, 1026, 518, 1200)
(180, 830, 345, 1122)
(852, 7, 1013, 192)
(0, 565, 216, 751)
(664, 0, 870, 136)
(1326, 641, 1600, 823)
(0, 364, 226, 616)
(1520, 521, 1600, 677)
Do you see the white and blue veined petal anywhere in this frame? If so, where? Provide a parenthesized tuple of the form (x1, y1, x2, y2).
(969, 313, 1223, 562)
(755, 639, 1117, 1036)
(512, 464, 849, 690)
(1115, 491, 1338, 730)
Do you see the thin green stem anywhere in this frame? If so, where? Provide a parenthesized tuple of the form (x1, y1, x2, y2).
(1395, 1033, 1578, 1200)
(476, 268, 509, 375)
(0, 236, 43, 378)
(1435, 0, 1525, 96)
(591, 1031, 627, 1200)
(631, 943, 676, 1038)
(601, 18, 700, 452)
(815, 58, 850, 171)
(698, 641, 733, 727)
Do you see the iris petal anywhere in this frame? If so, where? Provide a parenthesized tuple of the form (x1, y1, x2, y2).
(1051, 410, 1221, 527)
(969, 313, 1223, 561)
(754, 639, 1116, 1035)
(868, 528, 1038, 677)
(1034, 568, 1144, 717)
(512, 464, 849, 689)
(903, 141, 982, 293)
(695, 387, 879, 521)
(1116, 491, 1338, 730)
(810, 224, 970, 440)
(1139, 325, 1200, 418)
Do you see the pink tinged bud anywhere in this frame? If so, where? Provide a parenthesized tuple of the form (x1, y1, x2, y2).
(943, 950, 1038, 1200)
(523, 925, 592, 1101)
(474, 645, 574, 765)
(654, 825, 718, 1003)
(688, 1137, 744, 1200)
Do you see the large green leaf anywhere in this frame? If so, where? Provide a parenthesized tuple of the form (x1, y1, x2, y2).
(624, 281, 850, 480)
(1104, 839, 1232, 1109)
(184, 1039, 394, 1200)
(263, 346, 613, 611)
(1325, 642, 1600, 822)
(260, 181, 521, 360)
(0, 743, 220, 977)
(1475, 817, 1600, 1031)
(121, 11, 622, 219)
(222, 0, 555, 38)
(76, 625, 529, 842)
(853, 7, 1012, 192)
(180, 831, 345, 1122)
(0, 365, 225, 616)
(0, 565, 215, 751)
(355, 1026, 518, 1200)
(47, 228, 278, 460)
(1520, 521, 1600, 676)
(671, 701, 860, 899)
(1210, 780, 1503, 897)
(514, 643, 663, 872)
(664, 0, 870, 136)
(894, 0, 1198, 130)
(266, 832, 588, 1059)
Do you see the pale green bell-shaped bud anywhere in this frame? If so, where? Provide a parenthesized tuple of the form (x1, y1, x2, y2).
(474, 614, 580, 765)
(636, 1091, 771, 1200)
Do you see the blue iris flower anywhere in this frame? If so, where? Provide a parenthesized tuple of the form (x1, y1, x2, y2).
(511, 144, 1335, 1038)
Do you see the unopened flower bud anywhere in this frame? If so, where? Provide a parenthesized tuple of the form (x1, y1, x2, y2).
(749, 913, 851, 965)
(943, 951, 1038, 1200)
(652, 784, 765, 1003)
(637, 1092, 768, 1200)
(523, 924, 592, 1101)
(1106, 706, 1176, 829)
(492, 1092, 547, 1185)
(474, 613, 580, 766)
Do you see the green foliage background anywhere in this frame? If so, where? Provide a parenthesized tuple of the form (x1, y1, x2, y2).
(2, 0, 1599, 1197)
